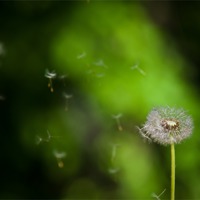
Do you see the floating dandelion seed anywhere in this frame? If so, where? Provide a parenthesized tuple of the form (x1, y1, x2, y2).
(93, 59, 107, 68)
(63, 92, 73, 100)
(59, 74, 67, 80)
(59, 74, 68, 86)
(45, 69, 56, 79)
(46, 130, 52, 142)
(152, 189, 166, 200)
(35, 131, 51, 145)
(77, 52, 86, 59)
(112, 113, 123, 131)
(108, 144, 121, 175)
(53, 150, 67, 168)
(140, 106, 193, 145)
(130, 64, 146, 76)
(36, 130, 60, 145)
(63, 92, 73, 111)
(35, 135, 43, 145)
(46, 130, 60, 141)
(45, 69, 56, 92)
(111, 143, 120, 163)
(108, 167, 120, 174)
(53, 150, 67, 159)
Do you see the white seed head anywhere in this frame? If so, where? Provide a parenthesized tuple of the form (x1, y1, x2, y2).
(140, 107, 194, 145)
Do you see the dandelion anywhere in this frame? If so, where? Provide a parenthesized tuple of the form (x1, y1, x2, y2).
(139, 106, 193, 200)
(45, 69, 56, 92)
(140, 106, 193, 145)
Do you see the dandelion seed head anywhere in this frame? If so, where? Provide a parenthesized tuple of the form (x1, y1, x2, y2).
(140, 106, 193, 145)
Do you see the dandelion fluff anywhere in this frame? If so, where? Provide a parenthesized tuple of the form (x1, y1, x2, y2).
(140, 107, 193, 145)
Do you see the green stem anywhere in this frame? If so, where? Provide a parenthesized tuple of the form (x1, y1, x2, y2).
(171, 143, 175, 200)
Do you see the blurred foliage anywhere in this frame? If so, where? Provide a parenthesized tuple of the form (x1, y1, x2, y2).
(0, 1, 200, 199)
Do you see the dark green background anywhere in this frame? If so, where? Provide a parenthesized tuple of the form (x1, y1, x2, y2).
(0, 1, 200, 199)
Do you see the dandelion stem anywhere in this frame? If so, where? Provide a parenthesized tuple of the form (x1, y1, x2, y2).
(171, 142, 175, 200)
